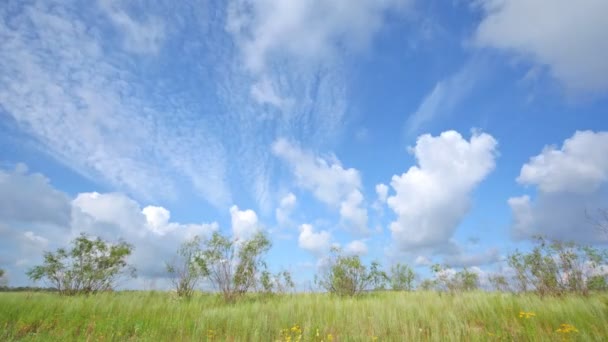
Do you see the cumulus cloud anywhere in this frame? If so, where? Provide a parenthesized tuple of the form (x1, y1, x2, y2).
(344, 240, 368, 256)
(273, 138, 368, 234)
(509, 131, 608, 243)
(275, 192, 297, 226)
(230, 205, 261, 241)
(474, 0, 608, 93)
(386, 130, 498, 251)
(0, 164, 71, 227)
(376, 183, 389, 203)
(0, 165, 218, 287)
(298, 223, 332, 256)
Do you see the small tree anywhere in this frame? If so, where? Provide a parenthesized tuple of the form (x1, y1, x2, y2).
(166, 235, 209, 298)
(26, 233, 135, 295)
(260, 269, 295, 295)
(201, 231, 271, 302)
(316, 248, 388, 297)
(507, 237, 608, 296)
(430, 264, 478, 293)
(0, 268, 7, 288)
(389, 263, 416, 291)
(488, 274, 511, 292)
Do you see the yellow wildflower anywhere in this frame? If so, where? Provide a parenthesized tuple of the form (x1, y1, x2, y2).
(556, 323, 578, 334)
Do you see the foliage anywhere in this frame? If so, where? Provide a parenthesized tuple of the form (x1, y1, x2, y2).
(0, 268, 7, 287)
(430, 264, 479, 293)
(507, 237, 608, 296)
(201, 231, 271, 302)
(488, 274, 510, 292)
(166, 235, 209, 298)
(26, 233, 135, 295)
(389, 263, 416, 291)
(316, 248, 388, 296)
(260, 269, 295, 295)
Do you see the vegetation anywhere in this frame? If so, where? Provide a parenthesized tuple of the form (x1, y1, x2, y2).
(502, 237, 608, 296)
(166, 236, 209, 299)
(1, 291, 607, 341)
(200, 231, 273, 302)
(316, 248, 388, 296)
(389, 263, 415, 291)
(429, 264, 480, 293)
(3, 230, 607, 340)
(0, 268, 7, 287)
(26, 234, 135, 295)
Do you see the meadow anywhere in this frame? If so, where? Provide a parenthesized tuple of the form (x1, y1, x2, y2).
(1, 291, 607, 341)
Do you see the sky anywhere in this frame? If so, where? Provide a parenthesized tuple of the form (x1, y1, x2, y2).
(1, 0, 607, 289)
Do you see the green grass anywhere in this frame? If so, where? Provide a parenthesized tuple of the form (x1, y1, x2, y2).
(1, 291, 607, 341)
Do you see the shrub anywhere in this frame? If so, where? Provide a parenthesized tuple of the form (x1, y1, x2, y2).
(200, 231, 271, 302)
(166, 235, 209, 298)
(26, 233, 135, 295)
(316, 248, 388, 296)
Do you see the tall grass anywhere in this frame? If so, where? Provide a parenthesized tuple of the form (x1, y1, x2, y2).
(1, 291, 607, 341)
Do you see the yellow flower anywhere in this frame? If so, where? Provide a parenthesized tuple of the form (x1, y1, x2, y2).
(556, 324, 578, 334)
(518, 311, 535, 319)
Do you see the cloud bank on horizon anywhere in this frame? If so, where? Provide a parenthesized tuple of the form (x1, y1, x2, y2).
(1, 0, 607, 288)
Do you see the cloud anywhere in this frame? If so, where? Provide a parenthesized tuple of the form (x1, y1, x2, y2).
(298, 223, 332, 256)
(230, 205, 261, 241)
(0, 164, 71, 227)
(273, 138, 369, 234)
(344, 240, 368, 256)
(226, 0, 410, 74)
(98, 0, 166, 54)
(376, 183, 389, 203)
(0, 165, 218, 286)
(405, 63, 480, 135)
(474, 0, 608, 93)
(509, 131, 608, 243)
(0, 0, 231, 207)
(442, 248, 501, 268)
(516, 131, 608, 194)
(275, 192, 297, 226)
(387, 130, 498, 251)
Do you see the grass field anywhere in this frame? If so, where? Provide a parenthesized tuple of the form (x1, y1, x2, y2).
(1, 291, 607, 341)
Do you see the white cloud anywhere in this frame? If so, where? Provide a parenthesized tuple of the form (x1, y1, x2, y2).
(339, 190, 368, 234)
(226, 0, 410, 74)
(517, 131, 608, 194)
(98, 0, 166, 55)
(0, 164, 71, 227)
(387, 130, 498, 251)
(298, 223, 332, 256)
(509, 131, 608, 243)
(414, 255, 432, 267)
(474, 0, 608, 93)
(275, 192, 297, 226)
(230, 205, 261, 241)
(405, 63, 480, 135)
(344, 240, 368, 256)
(376, 183, 389, 203)
(273, 138, 369, 234)
(0, 166, 218, 286)
(0, 0, 231, 207)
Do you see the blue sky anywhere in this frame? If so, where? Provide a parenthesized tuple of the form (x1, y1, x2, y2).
(1, 0, 607, 289)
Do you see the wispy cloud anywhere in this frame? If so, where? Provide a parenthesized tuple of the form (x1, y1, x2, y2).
(405, 62, 481, 136)
(0, 0, 411, 213)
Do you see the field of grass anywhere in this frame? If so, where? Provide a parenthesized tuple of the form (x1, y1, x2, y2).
(1, 291, 607, 341)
